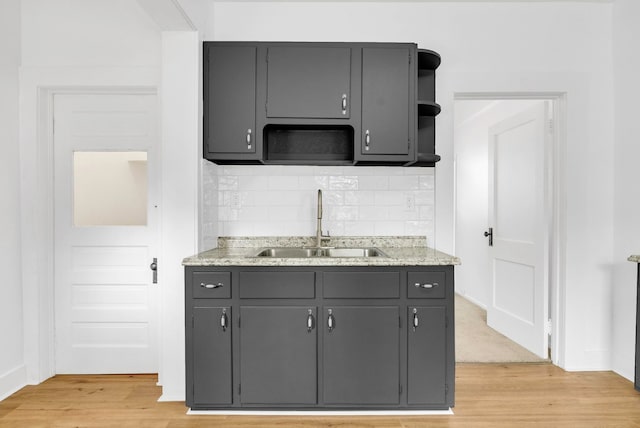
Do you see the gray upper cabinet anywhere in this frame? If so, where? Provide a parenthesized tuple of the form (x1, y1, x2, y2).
(360, 47, 413, 158)
(266, 46, 351, 119)
(203, 44, 258, 160)
(203, 41, 438, 166)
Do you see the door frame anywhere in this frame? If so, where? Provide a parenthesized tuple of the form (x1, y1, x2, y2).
(453, 92, 566, 365)
(26, 86, 159, 381)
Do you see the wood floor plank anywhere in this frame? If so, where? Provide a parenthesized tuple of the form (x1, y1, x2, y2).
(1, 364, 640, 428)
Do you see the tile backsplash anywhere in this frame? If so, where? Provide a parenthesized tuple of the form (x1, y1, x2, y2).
(201, 163, 435, 249)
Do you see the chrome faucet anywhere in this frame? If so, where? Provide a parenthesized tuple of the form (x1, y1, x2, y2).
(315, 189, 329, 248)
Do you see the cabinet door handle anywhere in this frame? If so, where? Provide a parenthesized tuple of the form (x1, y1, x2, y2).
(414, 282, 438, 289)
(327, 309, 335, 332)
(201, 282, 224, 289)
(307, 309, 315, 333)
(412, 308, 419, 332)
(365, 130, 370, 151)
(220, 309, 228, 332)
(246, 128, 252, 149)
(341, 94, 347, 115)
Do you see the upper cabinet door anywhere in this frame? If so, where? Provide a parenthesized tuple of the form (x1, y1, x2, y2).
(361, 47, 411, 156)
(266, 46, 351, 119)
(204, 45, 256, 155)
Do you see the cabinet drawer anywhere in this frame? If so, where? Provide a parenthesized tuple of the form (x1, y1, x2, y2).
(239, 271, 315, 299)
(407, 272, 445, 299)
(324, 271, 400, 299)
(192, 272, 231, 299)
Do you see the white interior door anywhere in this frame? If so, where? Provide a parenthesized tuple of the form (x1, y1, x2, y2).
(54, 93, 159, 374)
(487, 102, 550, 359)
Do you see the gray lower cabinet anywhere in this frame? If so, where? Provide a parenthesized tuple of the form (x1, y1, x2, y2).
(323, 306, 400, 405)
(239, 306, 317, 405)
(185, 265, 454, 410)
(191, 306, 232, 406)
(408, 306, 447, 405)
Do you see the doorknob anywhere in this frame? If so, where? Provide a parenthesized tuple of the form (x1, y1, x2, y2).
(484, 228, 493, 247)
(149, 258, 158, 284)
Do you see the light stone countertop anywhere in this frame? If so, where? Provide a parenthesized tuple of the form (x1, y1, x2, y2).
(183, 236, 461, 267)
(629, 255, 640, 263)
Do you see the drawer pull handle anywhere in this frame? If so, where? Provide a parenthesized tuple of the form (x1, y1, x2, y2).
(327, 309, 335, 332)
(201, 282, 224, 289)
(364, 130, 370, 151)
(412, 308, 419, 332)
(246, 128, 252, 149)
(341, 94, 348, 115)
(414, 282, 438, 289)
(307, 309, 315, 333)
(220, 309, 228, 332)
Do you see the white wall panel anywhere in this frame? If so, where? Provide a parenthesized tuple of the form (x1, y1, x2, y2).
(612, 0, 640, 382)
(208, 1, 615, 372)
(0, 0, 25, 401)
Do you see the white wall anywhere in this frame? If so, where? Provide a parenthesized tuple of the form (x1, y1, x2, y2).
(612, 0, 640, 383)
(0, 0, 26, 400)
(209, 1, 616, 372)
(454, 100, 542, 307)
(157, 31, 200, 401)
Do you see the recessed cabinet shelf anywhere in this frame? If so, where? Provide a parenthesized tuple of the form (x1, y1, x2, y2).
(418, 101, 441, 117)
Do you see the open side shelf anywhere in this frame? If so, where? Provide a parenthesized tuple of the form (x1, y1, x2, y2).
(417, 49, 441, 70)
(417, 101, 441, 117)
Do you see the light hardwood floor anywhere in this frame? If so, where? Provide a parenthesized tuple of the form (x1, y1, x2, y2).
(1, 363, 639, 428)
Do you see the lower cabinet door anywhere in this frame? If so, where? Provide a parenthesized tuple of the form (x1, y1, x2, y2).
(323, 306, 400, 405)
(192, 306, 232, 406)
(240, 306, 317, 405)
(407, 306, 447, 405)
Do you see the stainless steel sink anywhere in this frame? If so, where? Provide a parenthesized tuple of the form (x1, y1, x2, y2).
(324, 248, 387, 257)
(249, 247, 388, 258)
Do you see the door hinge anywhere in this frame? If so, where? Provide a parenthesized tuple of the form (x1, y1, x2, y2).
(548, 118, 554, 134)
(545, 319, 553, 336)
(445, 384, 449, 396)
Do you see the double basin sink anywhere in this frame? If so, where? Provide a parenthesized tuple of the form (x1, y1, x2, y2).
(250, 247, 388, 258)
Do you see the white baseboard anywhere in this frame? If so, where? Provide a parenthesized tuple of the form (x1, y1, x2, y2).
(455, 291, 487, 310)
(0, 365, 27, 401)
(157, 393, 185, 402)
(187, 409, 454, 416)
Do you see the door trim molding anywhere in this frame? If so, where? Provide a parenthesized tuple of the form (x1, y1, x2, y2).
(453, 92, 566, 367)
(25, 86, 158, 383)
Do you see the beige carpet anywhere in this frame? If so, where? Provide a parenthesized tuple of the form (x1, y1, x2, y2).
(455, 294, 548, 363)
